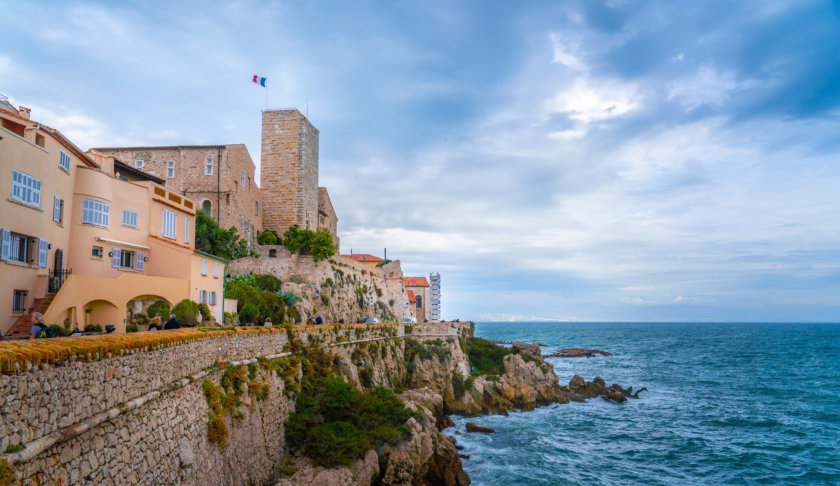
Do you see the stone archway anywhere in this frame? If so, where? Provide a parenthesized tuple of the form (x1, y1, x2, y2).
(83, 299, 120, 331)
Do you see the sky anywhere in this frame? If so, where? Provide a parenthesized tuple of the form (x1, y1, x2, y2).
(2, 0, 839, 322)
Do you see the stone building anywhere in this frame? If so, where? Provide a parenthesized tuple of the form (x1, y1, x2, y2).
(405, 276, 431, 322)
(260, 109, 319, 234)
(318, 187, 339, 249)
(95, 144, 263, 246)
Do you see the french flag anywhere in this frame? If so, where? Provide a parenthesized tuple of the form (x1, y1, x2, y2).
(252, 75, 267, 87)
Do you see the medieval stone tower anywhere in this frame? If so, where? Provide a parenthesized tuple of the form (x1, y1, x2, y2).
(260, 109, 320, 234)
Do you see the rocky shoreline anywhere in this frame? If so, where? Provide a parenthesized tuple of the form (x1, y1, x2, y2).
(275, 336, 641, 486)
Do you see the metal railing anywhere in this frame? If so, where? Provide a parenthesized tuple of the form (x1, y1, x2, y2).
(48, 268, 72, 293)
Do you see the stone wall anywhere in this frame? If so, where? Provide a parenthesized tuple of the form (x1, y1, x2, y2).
(260, 110, 319, 234)
(229, 249, 412, 323)
(0, 323, 469, 485)
(317, 187, 339, 250)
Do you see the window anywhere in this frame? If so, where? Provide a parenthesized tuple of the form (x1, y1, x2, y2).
(92, 246, 103, 258)
(162, 209, 176, 239)
(199, 290, 206, 304)
(35, 133, 45, 148)
(111, 248, 144, 271)
(240, 170, 246, 186)
(202, 200, 211, 217)
(185, 218, 190, 244)
(135, 160, 144, 169)
(201, 259, 207, 276)
(0, 230, 46, 267)
(13, 290, 27, 312)
(120, 250, 134, 269)
(53, 196, 63, 223)
(11, 169, 41, 207)
(81, 199, 109, 227)
(213, 262, 219, 278)
(255, 201, 259, 216)
(167, 160, 175, 179)
(122, 209, 138, 227)
(205, 156, 213, 175)
(210, 291, 217, 305)
(59, 151, 71, 171)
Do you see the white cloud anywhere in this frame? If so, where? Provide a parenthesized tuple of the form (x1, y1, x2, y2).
(547, 78, 639, 123)
(667, 65, 755, 111)
(549, 33, 585, 70)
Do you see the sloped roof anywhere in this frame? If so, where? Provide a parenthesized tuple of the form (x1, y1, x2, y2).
(407, 291, 416, 303)
(404, 277, 429, 287)
(342, 253, 384, 263)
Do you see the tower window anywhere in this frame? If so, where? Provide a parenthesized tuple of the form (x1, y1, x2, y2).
(205, 156, 213, 175)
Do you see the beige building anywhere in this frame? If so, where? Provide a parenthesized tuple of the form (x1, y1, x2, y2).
(318, 187, 339, 249)
(0, 102, 99, 336)
(404, 276, 431, 322)
(95, 144, 263, 247)
(1, 100, 226, 335)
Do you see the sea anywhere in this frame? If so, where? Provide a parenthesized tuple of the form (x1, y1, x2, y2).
(445, 322, 840, 485)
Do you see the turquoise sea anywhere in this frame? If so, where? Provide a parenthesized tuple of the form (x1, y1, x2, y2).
(446, 322, 840, 485)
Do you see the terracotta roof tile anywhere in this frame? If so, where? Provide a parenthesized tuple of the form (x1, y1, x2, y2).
(404, 277, 429, 287)
(341, 253, 384, 263)
(407, 291, 416, 303)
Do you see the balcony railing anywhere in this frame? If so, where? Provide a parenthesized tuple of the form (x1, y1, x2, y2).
(48, 268, 72, 293)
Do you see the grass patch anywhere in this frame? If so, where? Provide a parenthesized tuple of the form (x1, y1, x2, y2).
(466, 337, 514, 377)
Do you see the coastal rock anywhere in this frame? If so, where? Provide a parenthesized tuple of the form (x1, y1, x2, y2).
(568, 376, 646, 403)
(511, 342, 541, 360)
(399, 388, 454, 430)
(465, 422, 495, 434)
(275, 452, 378, 486)
(543, 348, 612, 359)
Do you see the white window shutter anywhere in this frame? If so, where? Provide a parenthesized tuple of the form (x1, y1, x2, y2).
(213, 291, 217, 305)
(213, 262, 218, 278)
(1, 229, 11, 261)
(201, 259, 207, 275)
(136, 251, 144, 271)
(185, 218, 190, 243)
(54, 196, 62, 222)
(111, 248, 121, 268)
(38, 239, 48, 267)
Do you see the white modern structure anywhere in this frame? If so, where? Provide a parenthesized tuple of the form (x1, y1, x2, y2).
(429, 272, 441, 322)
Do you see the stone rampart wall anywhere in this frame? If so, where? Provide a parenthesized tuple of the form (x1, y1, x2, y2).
(0, 323, 468, 485)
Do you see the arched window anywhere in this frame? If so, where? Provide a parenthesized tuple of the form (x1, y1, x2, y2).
(202, 200, 212, 217)
(415, 295, 422, 308)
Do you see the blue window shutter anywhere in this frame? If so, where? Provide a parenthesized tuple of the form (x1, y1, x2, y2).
(38, 239, 48, 267)
(136, 252, 144, 271)
(111, 248, 121, 268)
(1, 229, 10, 261)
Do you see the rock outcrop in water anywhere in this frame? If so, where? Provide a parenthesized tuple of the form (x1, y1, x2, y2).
(543, 348, 613, 358)
(565, 375, 646, 402)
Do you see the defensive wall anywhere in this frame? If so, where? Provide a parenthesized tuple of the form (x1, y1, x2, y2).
(0, 322, 469, 485)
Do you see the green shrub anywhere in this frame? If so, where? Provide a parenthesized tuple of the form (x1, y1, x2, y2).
(172, 299, 200, 327)
(126, 324, 138, 333)
(84, 324, 103, 333)
(285, 376, 413, 467)
(257, 229, 282, 246)
(281, 224, 336, 262)
(253, 274, 282, 292)
(466, 337, 514, 377)
(4, 444, 23, 453)
(49, 325, 72, 337)
(359, 366, 374, 387)
(198, 303, 212, 321)
(195, 209, 252, 260)
(452, 373, 466, 399)
(238, 303, 259, 324)
(147, 300, 171, 319)
(225, 277, 287, 324)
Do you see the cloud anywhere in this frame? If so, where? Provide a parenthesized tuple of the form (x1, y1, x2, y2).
(667, 65, 755, 111)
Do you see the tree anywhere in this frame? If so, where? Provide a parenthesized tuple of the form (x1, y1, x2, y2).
(257, 229, 282, 245)
(281, 225, 336, 262)
(195, 210, 253, 260)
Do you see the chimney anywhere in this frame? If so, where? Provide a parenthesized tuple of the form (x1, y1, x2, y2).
(18, 106, 31, 119)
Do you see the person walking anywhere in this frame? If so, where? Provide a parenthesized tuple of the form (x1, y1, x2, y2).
(164, 314, 181, 330)
(29, 313, 49, 339)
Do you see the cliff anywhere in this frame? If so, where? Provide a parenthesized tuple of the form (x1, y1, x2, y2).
(228, 247, 412, 324)
(0, 323, 586, 486)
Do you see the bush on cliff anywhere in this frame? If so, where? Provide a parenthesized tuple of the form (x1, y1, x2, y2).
(257, 229, 282, 245)
(225, 278, 288, 324)
(281, 224, 336, 262)
(285, 376, 413, 467)
(466, 337, 515, 376)
(195, 209, 255, 260)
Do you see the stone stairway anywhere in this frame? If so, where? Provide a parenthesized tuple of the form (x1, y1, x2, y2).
(4, 293, 55, 338)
